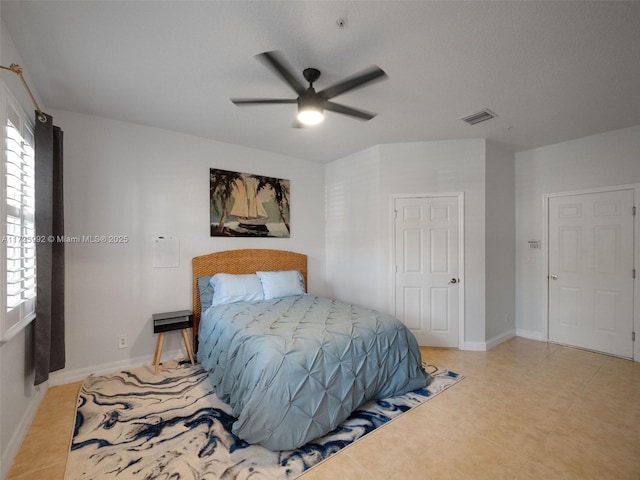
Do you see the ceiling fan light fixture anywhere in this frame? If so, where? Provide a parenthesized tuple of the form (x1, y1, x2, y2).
(297, 107, 324, 126)
(297, 94, 324, 126)
(231, 51, 387, 126)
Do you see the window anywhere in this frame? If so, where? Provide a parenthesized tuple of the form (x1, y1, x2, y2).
(1, 87, 36, 343)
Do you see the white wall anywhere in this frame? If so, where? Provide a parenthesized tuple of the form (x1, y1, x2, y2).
(326, 138, 491, 347)
(49, 110, 326, 384)
(325, 145, 382, 306)
(485, 141, 516, 345)
(515, 125, 640, 341)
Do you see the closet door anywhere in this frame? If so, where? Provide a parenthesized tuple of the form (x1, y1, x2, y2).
(394, 195, 461, 347)
(548, 189, 634, 358)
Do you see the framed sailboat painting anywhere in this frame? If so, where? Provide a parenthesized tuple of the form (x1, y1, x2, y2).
(210, 168, 291, 238)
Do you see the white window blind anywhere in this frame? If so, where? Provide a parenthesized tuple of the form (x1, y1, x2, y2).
(2, 95, 36, 341)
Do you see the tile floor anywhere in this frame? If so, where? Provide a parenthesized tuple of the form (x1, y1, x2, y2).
(6, 337, 640, 479)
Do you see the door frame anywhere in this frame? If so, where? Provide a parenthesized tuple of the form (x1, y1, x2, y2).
(542, 183, 639, 361)
(390, 192, 466, 349)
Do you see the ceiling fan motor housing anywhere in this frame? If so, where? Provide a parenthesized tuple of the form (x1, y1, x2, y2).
(298, 90, 324, 112)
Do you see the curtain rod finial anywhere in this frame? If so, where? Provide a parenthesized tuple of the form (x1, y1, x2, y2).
(1, 62, 47, 123)
(0, 63, 23, 75)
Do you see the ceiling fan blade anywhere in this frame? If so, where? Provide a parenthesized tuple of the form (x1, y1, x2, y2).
(231, 98, 297, 106)
(325, 101, 376, 121)
(318, 66, 387, 100)
(257, 51, 307, 96)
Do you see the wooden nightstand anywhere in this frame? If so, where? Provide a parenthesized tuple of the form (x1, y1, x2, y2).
(152, 310, 195, 374)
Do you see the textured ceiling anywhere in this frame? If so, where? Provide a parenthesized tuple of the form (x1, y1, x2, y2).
(2, 1, 639, 163)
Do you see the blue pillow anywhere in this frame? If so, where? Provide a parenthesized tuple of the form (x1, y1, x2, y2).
(257, 270, 305, 300)
(198, 275, 213, 310)
(210, 273, 264, 306)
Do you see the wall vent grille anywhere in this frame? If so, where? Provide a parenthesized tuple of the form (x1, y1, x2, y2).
(461, 109, 496, 125)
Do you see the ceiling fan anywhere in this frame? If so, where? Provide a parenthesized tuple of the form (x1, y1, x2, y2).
(231, 51, 388, 127)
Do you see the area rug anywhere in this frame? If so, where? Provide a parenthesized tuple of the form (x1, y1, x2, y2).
(65, 360, 463, 480)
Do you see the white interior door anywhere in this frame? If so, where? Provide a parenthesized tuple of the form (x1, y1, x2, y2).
(548, 189, 635, 358)
(394, 195, 460, 347)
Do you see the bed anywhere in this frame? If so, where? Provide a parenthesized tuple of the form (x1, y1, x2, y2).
(192, 249, 430, 451)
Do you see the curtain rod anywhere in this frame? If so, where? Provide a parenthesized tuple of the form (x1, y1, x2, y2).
(1, 63, 47, 123)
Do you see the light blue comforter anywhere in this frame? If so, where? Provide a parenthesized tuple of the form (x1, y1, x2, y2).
(197, 294, 430, 450)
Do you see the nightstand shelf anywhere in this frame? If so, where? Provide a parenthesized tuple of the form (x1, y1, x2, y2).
(152, 309, 195, 374)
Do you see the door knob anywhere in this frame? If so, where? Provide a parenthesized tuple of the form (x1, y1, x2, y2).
(550, 274, 558, 280)
(449, 278, 458, 284)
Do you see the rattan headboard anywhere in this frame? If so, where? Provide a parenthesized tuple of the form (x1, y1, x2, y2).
(191, 249, 308, 350)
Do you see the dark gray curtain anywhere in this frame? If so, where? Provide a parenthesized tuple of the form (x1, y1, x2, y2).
(34, 111, 65, 385)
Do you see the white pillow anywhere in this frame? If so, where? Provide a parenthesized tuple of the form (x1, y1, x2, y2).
(257, 270, 305, 300)
(210, 273, 264, 306)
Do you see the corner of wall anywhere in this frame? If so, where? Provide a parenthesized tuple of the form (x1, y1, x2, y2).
(484, 142, 516, 342)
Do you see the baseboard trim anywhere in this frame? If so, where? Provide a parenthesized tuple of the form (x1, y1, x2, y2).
(461, 329, 526, 352)
(462, 341, 487, 351)
(516, 329, 545, 342)
(48, 349, 185, 386)
(1, 383, 46, 479)
(486, 329, 516, 350)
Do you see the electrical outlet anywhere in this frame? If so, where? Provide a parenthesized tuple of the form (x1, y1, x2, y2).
(118, 334, 128, 349)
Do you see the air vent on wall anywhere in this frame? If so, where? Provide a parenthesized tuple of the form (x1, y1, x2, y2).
(461, 109, 496, 125)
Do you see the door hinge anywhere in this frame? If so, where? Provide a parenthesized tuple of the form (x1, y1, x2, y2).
(633, 206, 636, 216)
(633, 331, 636, 342)
(633, 269, 636, 279)
(394, 210, 398, 219)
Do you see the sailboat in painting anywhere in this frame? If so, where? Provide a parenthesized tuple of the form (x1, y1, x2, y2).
(230, 176, 269, 231)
